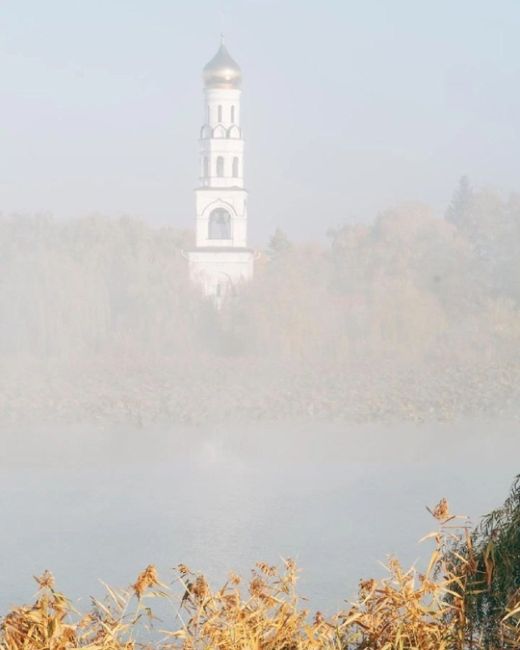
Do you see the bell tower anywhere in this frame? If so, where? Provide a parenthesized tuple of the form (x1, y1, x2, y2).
(188, 39, 254, 302)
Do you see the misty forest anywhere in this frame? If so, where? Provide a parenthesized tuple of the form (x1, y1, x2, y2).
(1, 178, 519, 427)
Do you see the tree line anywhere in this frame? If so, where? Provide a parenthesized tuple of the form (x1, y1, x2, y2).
(0, 178, 519, 423)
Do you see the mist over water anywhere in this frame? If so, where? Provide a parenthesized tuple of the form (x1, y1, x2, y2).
(1, 419, 518, 614)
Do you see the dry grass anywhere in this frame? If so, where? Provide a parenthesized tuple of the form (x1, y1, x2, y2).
(1, 501, 519, 650)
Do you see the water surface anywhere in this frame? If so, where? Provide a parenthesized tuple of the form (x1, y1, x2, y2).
(0, 419, 518, 614)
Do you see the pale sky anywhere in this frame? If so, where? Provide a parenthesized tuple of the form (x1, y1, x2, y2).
(1, 0, 519, 243)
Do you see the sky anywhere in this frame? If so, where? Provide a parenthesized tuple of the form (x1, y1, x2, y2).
(1, 0, 520, 244)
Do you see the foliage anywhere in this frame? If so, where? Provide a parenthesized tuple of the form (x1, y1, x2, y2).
(449, 475, 520, 648)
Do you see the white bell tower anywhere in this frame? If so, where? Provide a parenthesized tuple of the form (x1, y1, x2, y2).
(188, 38, 254, 302)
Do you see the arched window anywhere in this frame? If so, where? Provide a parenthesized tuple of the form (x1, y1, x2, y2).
(231, 105, 235, 123)
(203, 156, 209, 178)
(216, 156, 224, 177)
(209, 208, 231, 240)
(218, 105, 223, 122)
(232, 157, 239, 178)
(212, 125, 226, 138)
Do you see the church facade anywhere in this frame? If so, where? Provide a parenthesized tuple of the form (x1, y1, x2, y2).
(187, 41, 254, 302)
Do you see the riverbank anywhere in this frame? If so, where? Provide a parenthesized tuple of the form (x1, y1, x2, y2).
(1, 355, 519, 429)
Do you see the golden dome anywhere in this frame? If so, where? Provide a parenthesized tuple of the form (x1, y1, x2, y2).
(203, 43, 242, 89)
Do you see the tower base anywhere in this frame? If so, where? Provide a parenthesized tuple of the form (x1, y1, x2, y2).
(188, 248, 254, 305)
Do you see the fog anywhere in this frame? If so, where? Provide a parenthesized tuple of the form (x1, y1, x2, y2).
(1, 196, 519, 611)
(1, 197, 519, 427)
(1, 0, 520, 623)
(2, 1, 520, 240)
(1, 419, 519, 615)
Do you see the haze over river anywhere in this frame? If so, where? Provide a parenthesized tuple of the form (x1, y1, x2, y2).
(0, 419, 518, 614)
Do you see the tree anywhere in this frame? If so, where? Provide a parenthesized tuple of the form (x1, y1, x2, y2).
(266, 228, 292, 259)
(451, 475, 520, 648)
(446, 175, 474, 226)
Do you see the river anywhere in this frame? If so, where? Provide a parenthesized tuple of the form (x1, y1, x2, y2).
(0, 418, 518, 614)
